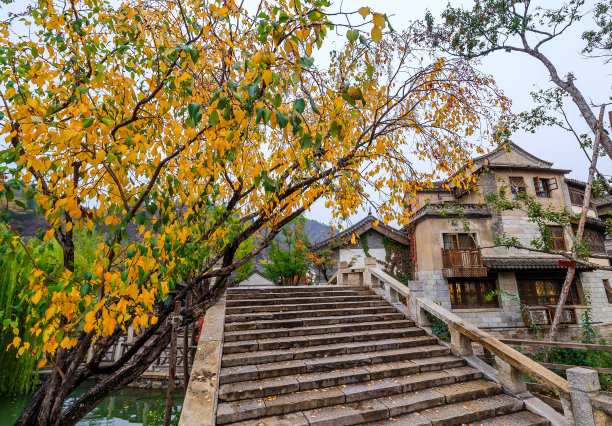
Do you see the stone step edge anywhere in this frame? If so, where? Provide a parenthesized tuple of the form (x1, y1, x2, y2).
(216, 378, 503, 425)
(226, 295, 381, 304)
(220, 348, 458, 383)
(218, 364, 483, 402)
(221, 331, 432, 363)
(223, 333, 433, 356)
(224, 320, 415, 341)
(223, 307, 401, 323)
(224, 313, 406, 331)
(225, 301, 390, 314)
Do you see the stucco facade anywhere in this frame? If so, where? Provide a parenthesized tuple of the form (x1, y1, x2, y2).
(409, 143, 612, 336)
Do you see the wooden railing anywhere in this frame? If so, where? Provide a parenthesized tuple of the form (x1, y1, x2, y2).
(339, 257, 612, 425)
(441, 248, 483, 268)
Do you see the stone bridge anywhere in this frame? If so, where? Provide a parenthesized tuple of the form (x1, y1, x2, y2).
(178, 258, 612, 425)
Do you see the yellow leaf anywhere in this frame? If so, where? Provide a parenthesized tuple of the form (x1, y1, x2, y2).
(373, 13, 385, 28)
(65, 222, 72, 232)
(358, 7, 370, 19)
(44, 228, 55, 242)
(38, 359, 47, 369)
(262, 70, 273, 86)
(371, 26, 382, 43)
(351, 233, 356, 244)
(374, 220, 380, 227)
(12, 336, 21, 348)
(32, 290, 43, 304)
(60, 337, 71, 349)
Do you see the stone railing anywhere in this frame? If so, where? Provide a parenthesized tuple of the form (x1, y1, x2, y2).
(343, 257, 612, 426)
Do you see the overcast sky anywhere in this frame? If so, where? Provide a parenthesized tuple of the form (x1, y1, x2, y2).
(1, 0, 610, 228)
(305, 0, 612, 227)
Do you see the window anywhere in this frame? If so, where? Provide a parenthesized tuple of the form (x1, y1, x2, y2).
(604, 279, 612, 304)
(448, 278, 498, 308)
(568, 187, 594, 208)
(509, 177, 526, 199)
(548, 225, 566, 251)
(516, 273, 581, 306)
(572, 225, 607, 254)
(534, 177, 550, 198)
(443, 233, 476, 250)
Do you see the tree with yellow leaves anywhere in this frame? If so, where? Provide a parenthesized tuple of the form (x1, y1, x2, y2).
(0, 0, 510, 423)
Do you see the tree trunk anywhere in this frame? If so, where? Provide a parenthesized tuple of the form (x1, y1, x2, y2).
(164, 308, 178, 426)
(526, 49, 612, 160)
(548, 105, 605, 341)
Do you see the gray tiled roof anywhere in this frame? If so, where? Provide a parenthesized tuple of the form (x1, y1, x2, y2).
(483, 256, 591, 270)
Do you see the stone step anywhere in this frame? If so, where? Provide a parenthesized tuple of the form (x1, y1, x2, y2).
(221, 330, 435, 366)
(226, 290, 375, 300)
(216, 378, 503, 424)
(224, 312, 407, 332)
(225, 305, 399, 323)
(219, 365, 482, 402)
(477, 410, 551, 425)
(224, 319, 414, 342)
(219, 354, 465, 385)
(223, 331, 432, 355)
(225, 300, 390, 315)
(362, 393, 534, 425)
(225, 294, 381, 307)
(226, 285, 370, 294)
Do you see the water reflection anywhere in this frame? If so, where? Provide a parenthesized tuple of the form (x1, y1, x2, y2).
(0, 383, 183, 426)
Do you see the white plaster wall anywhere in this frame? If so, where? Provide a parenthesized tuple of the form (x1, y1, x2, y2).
(339, 248, 386, 268)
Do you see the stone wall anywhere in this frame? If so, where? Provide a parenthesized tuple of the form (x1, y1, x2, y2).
(578, 269, 612, 326)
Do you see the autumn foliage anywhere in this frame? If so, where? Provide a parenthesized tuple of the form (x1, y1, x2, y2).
(0, 0, 510, 423)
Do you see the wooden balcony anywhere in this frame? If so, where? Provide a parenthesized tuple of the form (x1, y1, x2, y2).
(441, 248, 488, 278)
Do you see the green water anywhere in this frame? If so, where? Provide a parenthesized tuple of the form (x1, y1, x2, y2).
(0, 384, 183, 426)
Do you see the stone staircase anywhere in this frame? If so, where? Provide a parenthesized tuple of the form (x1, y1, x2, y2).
(216, 286, 549, 425)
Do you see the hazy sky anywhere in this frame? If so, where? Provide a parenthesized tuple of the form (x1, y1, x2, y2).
(305, 0, 612, 227)
(1, 0, 609, 227)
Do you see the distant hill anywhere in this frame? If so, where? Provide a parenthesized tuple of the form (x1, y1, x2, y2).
(303, 218, 331, 245)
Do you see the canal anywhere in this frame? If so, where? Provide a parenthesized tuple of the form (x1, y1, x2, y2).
(0, 384, 183, 426)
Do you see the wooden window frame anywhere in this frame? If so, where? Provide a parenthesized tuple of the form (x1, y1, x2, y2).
(604, 279, 612, 304)
(548, 225, 567, 251)
(516, 273, 581, 306)
(448, 278, 499, 308)
(509, 176, 527, 199)
(534, 177, 551, 198)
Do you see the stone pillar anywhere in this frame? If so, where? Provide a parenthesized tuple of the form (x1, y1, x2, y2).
(449, 327, 472, 356)
(567, 367, 600, 426)
(385, 286, 399, 303)
(364, 257, 376, 288)
(495, 356, 527, 396)
(408, 281, 425, 325)
(337, 261, 348, 286)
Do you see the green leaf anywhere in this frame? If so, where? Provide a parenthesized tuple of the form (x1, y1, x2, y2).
(262, 109, 272, 124)
(347, 29, 359, 43)
(297, 56, 315, 67)
(276, 111, 288, 128)
(300, 133, 312, 149)
(188, 102, 201, 120)
(82, 117, 94, 128)
(359, 35, 370, 48)
(293, 98, 306, 114)
(136, 211, 147, 225)
(309, 98, 320, 114)
(272, 93, 282, 108)
(80, 282, 91, 296)
(189, 47, 199, 63)
(342, 92, 356, 106)
(209, 110, 219, 126)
